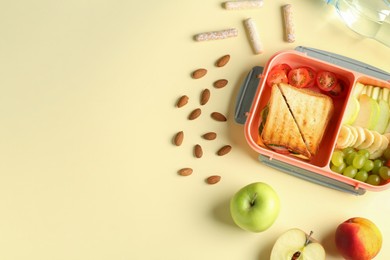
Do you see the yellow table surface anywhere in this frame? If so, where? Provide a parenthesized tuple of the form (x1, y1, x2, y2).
(1, 1, 389, 259)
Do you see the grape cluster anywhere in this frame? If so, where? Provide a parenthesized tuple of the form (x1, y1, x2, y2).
(330, 147, 390, 186)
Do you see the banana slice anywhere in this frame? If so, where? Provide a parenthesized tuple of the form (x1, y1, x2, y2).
(353, 126, 366, 148)
(379, 134, 389, 151)
(370, 149, 383, 159)
(369, 148, 383, 160)
(366, 131, 383, 154)
(357, 128, 375, 150)
(336, 125, 352, 149)
(384, 133, 390, 142)
(345, 125, 358, 147)
(345, 133, 356, 148)
(369, 135, 389, 159)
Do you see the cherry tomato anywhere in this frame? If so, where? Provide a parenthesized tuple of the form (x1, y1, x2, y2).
(385, 159, 390, 168)
(272, 63, 292, 75)
(300, 66, 316, 88)
(288, 68, 311, 88)
(266, 69, 288, 86)
(316, 71, 338, 91)
(328, 79, 348, 98)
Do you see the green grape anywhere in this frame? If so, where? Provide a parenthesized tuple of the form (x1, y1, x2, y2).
(366, 174, 381, 186)
(375, 159, 384, 167)
(383, 147, 390, 161)
(372, 159, 383, 175)
(343, 166, 357, 178)
(362, 159, 374, 172)
(342, 147, 355, 156)
(345, 152, 357, 166)
(352, 154, 366, 169)
(355, 170, 368, 182)
(357, 149, 370, 159)
(331, 151, 345, 167)
(379, 166, 390, 181)
(331, 163, 346, 174)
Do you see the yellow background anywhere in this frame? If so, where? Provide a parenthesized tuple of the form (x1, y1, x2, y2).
(0, 0, 389, 259)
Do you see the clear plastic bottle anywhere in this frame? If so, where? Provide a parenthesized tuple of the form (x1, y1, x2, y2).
(324, 0, 390, 47)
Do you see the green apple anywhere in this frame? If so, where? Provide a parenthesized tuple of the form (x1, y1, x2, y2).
(353, 94, 380, 130)
(270, 229, 326, 260)
(366, 85, 373, 97)
(385, 119, 390, 134)
(372, 99, 390, 134)
(230, 182, 280, 232)
(371, 87, 380, 100)
(379, 87, 389, 102)
(352, 82, 365, 98)
(342, 96, 360, 125)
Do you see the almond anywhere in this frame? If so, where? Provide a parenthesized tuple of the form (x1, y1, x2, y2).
(206, 175, 221, 184)
(188, 108, 201, 120)
(211, 112, 227, 122)
(194, 144, 203, 158)
(213, 79, 228, 89)
(176, 95, 189, 108)
(217, 145, 232, 156)
(216, 54, 230, 67)
(174, 131, 184, 146)
(202, 132, 217, 140)
(178, 168, 193, 176)
(200, 89, 210, 105)
(192, 68, 207, 79)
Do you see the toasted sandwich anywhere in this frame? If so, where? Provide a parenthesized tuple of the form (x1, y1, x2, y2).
(260, 84, 311, 158)
(260, 83, 334, 159)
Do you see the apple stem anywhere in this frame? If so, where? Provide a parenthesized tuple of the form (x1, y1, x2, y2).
(305, 231, 314, 246)
(291, 231, 314, 260)
(250, 193, 258, 206)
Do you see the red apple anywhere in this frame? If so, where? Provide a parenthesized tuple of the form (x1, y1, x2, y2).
(335, 217, 382, 260)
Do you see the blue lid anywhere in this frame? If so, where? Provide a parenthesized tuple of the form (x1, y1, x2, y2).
(295, 46, 390, 82)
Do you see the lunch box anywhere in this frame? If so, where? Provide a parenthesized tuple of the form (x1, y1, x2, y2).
(235, 46, 390, 195)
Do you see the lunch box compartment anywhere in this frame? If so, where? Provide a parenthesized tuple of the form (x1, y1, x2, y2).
(237, 47, 390, 194)
(249, 51, 355, 168)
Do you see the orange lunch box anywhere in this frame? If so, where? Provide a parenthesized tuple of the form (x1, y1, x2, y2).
(235, 46, 390, 195)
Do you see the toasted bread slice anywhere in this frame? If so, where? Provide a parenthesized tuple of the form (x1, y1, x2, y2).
(278, 83, 334, 156)
(261, 85, 311, 158)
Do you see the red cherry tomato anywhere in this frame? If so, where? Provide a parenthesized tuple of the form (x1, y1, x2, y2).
(266, 69, 288, 86)
(385, 159, 390, 168)
(328, 79, 348, 98)
(316, 71, 338, 91)
(272, 63, 292, 75)
(288, 68, 311, 88)
(300, 66, 316, 88)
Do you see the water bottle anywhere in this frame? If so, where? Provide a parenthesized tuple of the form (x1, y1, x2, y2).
(324, 0, 390, 47)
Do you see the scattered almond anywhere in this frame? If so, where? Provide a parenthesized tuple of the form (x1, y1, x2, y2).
(202, 132, 217, 140)
(206, 175, 221, 184)
(188, 108, 201, 120)
(192, 68, 207, 79)
(194, 144, 203, 158)
(174, 131, 184, 146)
(178, 168, 193, 176)
(211, 112, 227, 122)
(213, 79, 228, 89)
(217, 145, 232, 156)
(200, 89, 210, 105)
(216, 54, 230, 67)
(176, 95, 189, 108)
